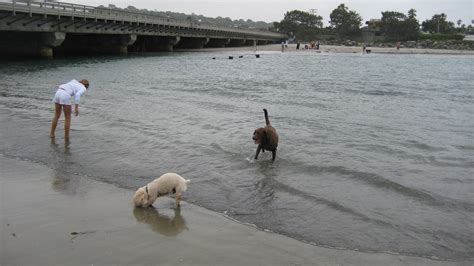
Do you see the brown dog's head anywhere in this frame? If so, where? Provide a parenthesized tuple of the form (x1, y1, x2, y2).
(253, 128, 266, 145)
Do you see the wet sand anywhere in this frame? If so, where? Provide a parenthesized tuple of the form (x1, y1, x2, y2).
(1, 155, 470, 265)
(178, 43, 474, 55)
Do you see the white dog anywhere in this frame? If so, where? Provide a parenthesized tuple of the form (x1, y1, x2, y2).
(133, 173, 190, 208)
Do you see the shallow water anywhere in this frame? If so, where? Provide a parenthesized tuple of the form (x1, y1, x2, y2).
(1, 51, 473, 260)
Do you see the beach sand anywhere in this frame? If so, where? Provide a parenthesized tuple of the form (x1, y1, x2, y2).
(1, 155, 469, 265)
(178, 43, 474, 55)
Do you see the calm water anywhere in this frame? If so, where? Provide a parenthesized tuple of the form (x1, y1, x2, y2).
(1, 51, 473, 260)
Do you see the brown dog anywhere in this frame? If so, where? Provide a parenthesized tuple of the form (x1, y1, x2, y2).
(253, 108, 279, 161)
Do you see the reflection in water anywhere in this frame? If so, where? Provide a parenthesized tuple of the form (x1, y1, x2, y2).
(49, 137, 77, 194)
(50, 169, 81, 195)
(50, 137, 71, 155)
(133, 207, 188, 236)
(255, 161, 279, 202)
(51, 169, 71, 192)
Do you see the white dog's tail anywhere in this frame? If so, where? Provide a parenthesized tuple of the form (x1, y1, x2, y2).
(185, 179, 191, 183)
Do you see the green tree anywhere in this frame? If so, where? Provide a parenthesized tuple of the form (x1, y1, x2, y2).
(468, 25, 473, 33)
(277, 10, 323, 38)
(380, 11, 407, 39)
(421, 13, 456, 33)
(329, 4, 362, 37)
(379, 9, 420, 40)
(403, 8, 420, 40)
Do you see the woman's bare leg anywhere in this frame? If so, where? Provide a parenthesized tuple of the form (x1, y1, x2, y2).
(50, 103, 62, 138)
(63, 105, 72, 139)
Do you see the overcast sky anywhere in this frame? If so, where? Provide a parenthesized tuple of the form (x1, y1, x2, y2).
(69, 0, 473, 26)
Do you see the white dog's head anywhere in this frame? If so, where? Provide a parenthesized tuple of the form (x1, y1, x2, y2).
(133, 187, 148, 207)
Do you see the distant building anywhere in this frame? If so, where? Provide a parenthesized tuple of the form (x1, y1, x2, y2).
(464, 35, 474, 41)
(362, 19, 385, 43)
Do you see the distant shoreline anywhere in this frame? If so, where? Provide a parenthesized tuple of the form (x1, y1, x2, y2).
(177, 43, 474, 55)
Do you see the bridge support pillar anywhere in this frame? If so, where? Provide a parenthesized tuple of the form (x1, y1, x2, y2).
(121, 34, 137, 46)
(39, 32, 66, 59)
(99, 34, 137, 55)
(163, 36, 180, 52)
(206, 38, 230, 48)
(221, 38, 231, 48)
(130, 36, 180, 52)
(119, 34, 137, 54)
(38, 47, 54, 58)
(193, 37, 209, 49)
(229, 39, 246, 47)
(245, 39, 257, 46)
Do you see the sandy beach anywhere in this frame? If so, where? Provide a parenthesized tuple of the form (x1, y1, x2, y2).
(178, 43, 474, 55)
(1, 155, 470, 265)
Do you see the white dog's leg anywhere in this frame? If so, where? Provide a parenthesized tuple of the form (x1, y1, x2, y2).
(175, 193, 182, 208)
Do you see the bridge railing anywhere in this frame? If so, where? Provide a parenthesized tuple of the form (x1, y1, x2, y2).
(0, 0, 285, 39)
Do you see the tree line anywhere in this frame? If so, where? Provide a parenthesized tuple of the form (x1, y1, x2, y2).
(272, 4, 473, 41)
(100, 4, 272, 30)
(99, 3, 471, 41)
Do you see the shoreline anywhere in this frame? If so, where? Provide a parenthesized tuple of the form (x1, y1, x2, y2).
(177, 43, 474, 55)
(1, 155, 471, 265)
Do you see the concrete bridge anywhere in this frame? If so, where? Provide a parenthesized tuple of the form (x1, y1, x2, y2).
(0, 0, 287, 58)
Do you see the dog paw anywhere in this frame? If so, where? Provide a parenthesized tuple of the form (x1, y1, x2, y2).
(246, 156, 256, 163)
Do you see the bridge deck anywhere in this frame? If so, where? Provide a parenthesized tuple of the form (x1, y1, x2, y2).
(0, 0, 285, 40)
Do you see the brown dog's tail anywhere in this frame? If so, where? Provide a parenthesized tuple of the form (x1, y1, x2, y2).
(263, 108, 270, 126)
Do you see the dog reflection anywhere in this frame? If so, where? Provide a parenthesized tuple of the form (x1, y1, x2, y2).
(133, 207, 188, 236)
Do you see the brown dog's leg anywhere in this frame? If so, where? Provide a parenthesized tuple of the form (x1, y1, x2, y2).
(255, 145, 262, 159)
(271, 150, 277, 162)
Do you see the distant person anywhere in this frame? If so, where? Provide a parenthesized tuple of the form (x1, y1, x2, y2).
(281, 42, 285, 52)
(296, 42, 300, 50)
(285, 40, 288, 48)
(363, 44, 366, 53)
(316, 40, 320, 50)
(396, 42, 400, 50)
(50, 79, 90, 139)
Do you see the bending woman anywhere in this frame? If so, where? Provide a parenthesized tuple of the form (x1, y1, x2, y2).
(50, 79, 89, 139)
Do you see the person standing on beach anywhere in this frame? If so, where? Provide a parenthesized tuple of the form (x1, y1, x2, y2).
(50, 79, 89, 139)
